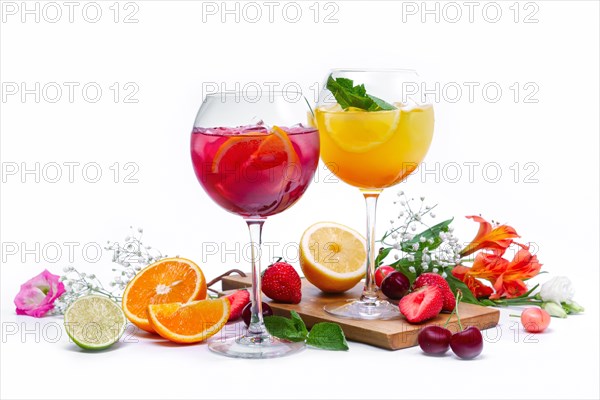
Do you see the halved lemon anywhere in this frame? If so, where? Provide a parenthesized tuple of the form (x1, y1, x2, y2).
(299, 222, 367, 293)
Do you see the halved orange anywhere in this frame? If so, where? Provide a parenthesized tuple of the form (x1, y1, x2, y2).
(147, 298, 230, 343)
(122, 257, 207, 333)
(211, 126, 300, 174)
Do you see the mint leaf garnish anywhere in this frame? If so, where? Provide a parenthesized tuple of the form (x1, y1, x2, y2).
(307, 322, 349, 351)
(263, 316, 307, 342)
(264, 312, 349, 351)
(326, 75, 396, 111)
(290, 310, 309, 338)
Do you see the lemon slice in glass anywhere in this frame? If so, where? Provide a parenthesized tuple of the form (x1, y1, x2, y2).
(316, 105, 401, 153)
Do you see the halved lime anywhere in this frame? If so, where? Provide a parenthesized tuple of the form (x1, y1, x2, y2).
(64, 295, 127, 350)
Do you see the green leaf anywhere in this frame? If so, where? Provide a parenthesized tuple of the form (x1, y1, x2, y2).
(375, 247, 392, 267)
(290, 311, 308, 338)
(442, 267, 483, 305)
(401, 218, 453, 253)
(307, 322, 349, 351)
(326, 75, 396, 112)
(264, 316, 307, 342)
(389, 257, 418, 284)
(368, 94, 396, 111)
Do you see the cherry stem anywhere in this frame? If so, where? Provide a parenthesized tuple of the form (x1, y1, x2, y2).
(509, 314, 521, 318)
(444, 289, 464, 331)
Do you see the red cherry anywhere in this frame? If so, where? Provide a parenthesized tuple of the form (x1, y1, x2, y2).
(450, 326, 483, 360)
(375, 265, 396, 287)
(381, 271, 410, 300)
(242, 302, 273, 327)
(418, 325, 452, 355)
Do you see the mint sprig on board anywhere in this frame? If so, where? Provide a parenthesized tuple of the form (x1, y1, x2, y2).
(264, 310, 349, 351)
(326, 75, 396, 111)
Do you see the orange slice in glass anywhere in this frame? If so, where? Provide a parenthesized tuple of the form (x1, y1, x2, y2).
(211, 126, 300, 174)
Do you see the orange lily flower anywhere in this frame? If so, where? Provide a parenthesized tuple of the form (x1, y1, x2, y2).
(460, 216, 520, 257)
(465, 246, 542, 299)
(452, 265, 493, 299)
(490, 248, 542, 299)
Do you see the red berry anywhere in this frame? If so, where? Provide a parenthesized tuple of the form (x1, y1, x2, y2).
(450, 326, 483, 359)
(242, 302, 273, 327)
(375, 265, 396, 287)
(261, 261, 302, 304)
(414, 273, 456, 312)
(380, 271, 410, 300)
(399, 285, 443, 323)
(224, 289, 250, 322)
(418, 325, 452, 355)
(521, 308, 551, 333)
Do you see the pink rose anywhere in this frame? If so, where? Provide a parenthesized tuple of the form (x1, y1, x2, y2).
(14, 269, 66, 317)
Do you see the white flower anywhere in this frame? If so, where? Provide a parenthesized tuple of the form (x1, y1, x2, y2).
(540, 276, 575, 304)
(542, 302, 567, 318)
(412, 243, 419, 251)
(408, 266, 416, 273)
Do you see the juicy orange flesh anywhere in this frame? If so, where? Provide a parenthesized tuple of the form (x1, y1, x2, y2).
(212, 126, 299, 173)
(126, 260, 200, 319)
(151, 300, 227, 336)
(308, 227, 366, 273)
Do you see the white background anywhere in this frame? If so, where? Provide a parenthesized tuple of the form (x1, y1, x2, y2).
(1, 1, 599, 399)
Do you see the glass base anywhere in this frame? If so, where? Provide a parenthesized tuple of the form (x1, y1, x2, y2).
(324, 299, 400, 320)
(208, 333, 306, 359)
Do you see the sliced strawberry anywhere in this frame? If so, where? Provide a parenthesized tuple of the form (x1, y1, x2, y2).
(413, 273, 456, 312)
(224, 289, 250, 322)
(399, 285, 443, 324)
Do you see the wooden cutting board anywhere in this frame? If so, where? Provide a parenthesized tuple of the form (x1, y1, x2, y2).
(221, 275, 500, 350)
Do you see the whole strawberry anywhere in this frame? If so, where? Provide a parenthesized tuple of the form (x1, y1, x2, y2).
(261, 260, 302, 304)
(413, 273, 456, 312)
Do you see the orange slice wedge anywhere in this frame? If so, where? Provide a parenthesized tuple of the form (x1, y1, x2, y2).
(147, 298, 230, 343)
(122, 257, 207, 333)
(211, 126, 300, 174)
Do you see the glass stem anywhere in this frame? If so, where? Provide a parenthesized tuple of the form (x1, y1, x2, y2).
(361, 189, 382, 304)
(245, 218, 269, 337)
